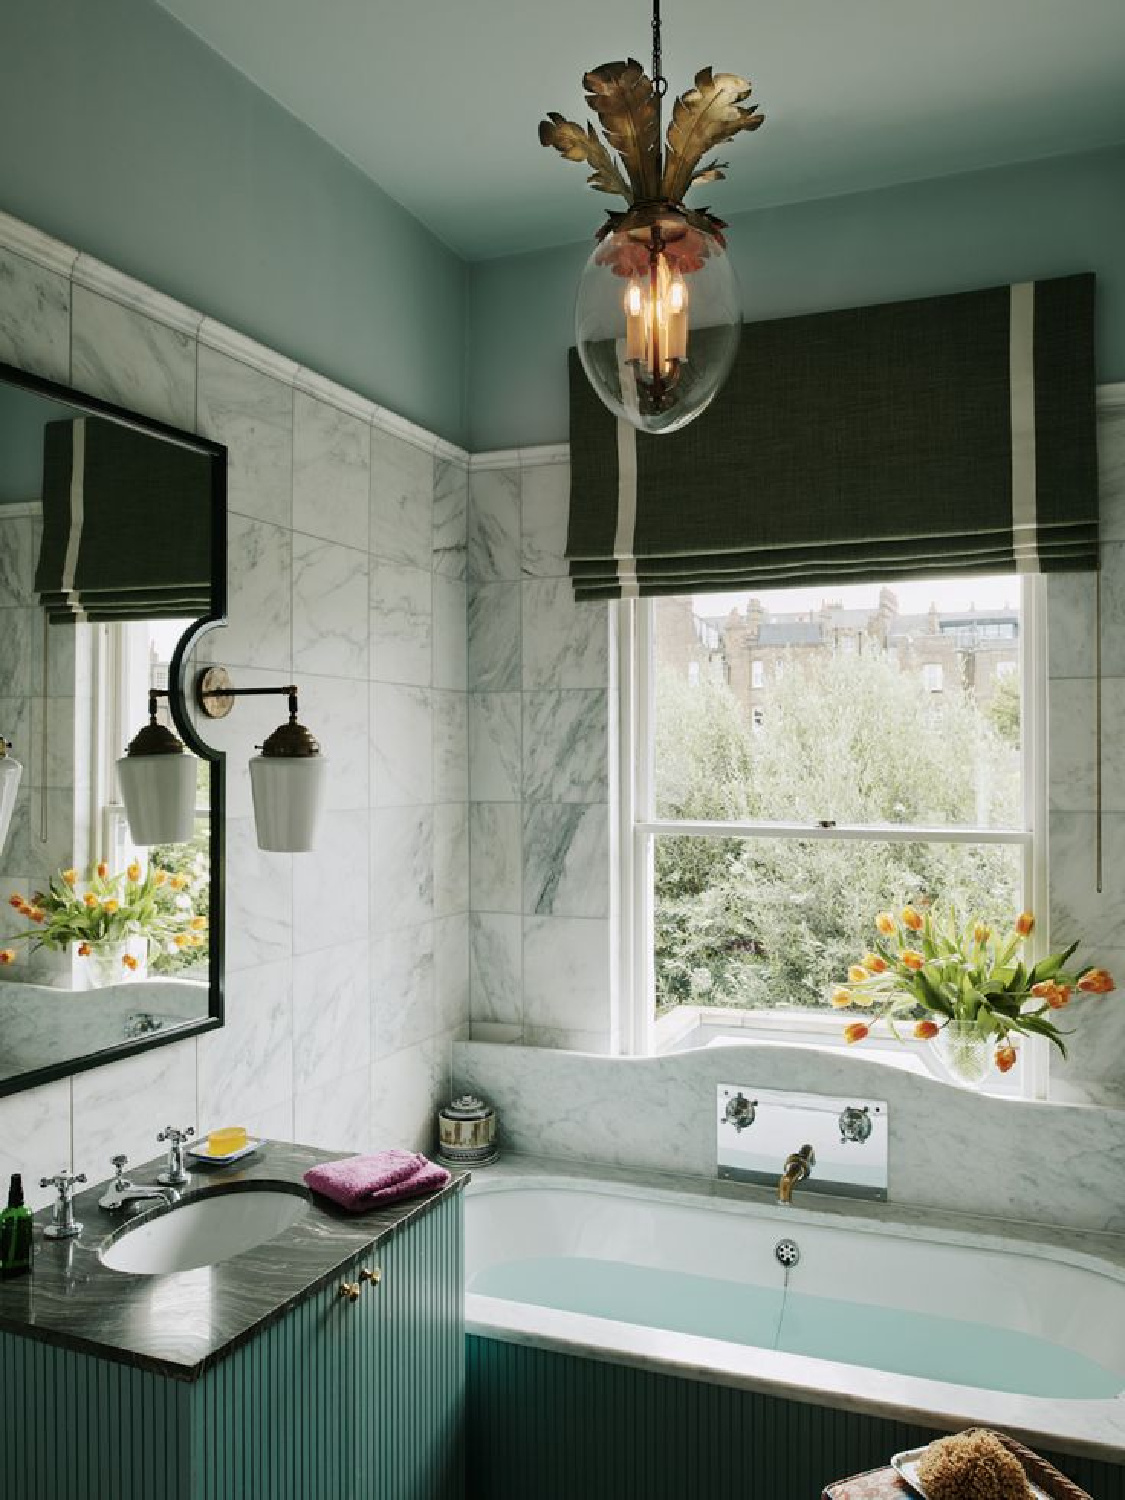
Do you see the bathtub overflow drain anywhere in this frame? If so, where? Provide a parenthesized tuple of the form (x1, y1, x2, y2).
(774, 1238, 800, 1269)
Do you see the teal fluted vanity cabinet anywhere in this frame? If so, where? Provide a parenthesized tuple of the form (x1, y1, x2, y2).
(0, 1187, 464, 1500)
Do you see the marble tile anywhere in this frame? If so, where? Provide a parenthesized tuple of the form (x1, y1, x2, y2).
(293, 391, 370, 549)
(435, 802, 469, 917)
(1048, 677, 1125, 812)
(294, 1065, 371, 1154)
(71, 286, 195, 429)
(523, 803, 610, 917)
(25, 787, 75, 887)
(198, 957, 292, 1123)
(196, 345, 293, 529)
(1048, 571, 1096, 679)
(217, 513, 292, 673)
(454, 1039, 1125, 1233)
(433, 575, 468, 692)
(0, 516, 34, 607)
(292, 808, 369, 955)
(432, 690, 469, 803)
(469, 912, 522, 1026)
(241, 1096, 296, 1145)
(371, 562, 432, 686)
(0, 608, 33, 697)
(468, 468, 520, 581)
(293, 939, 370, 1095)
(0, 247, 70, 384)
(1049, 811, 1125, 950)
(1100, 544, 1125, 680)
(522, 579, 608, 690)
(523, 916, 611, 1033)
(31, 611, 78, 698)
(433, 459, 468, 581)
(1097, 404, 1125, 542)
(72, 1036, 197, 1179)
(370, 1036, 444, 1154)
(435, 912, 470, 1036)
(470, 803, 521, 913)
(521, 462, 570, 578)
(522, 1026, 612, 1054)
(523, 690, 609, 803)
(372, 921, 435, 1059)
(29, 695, 77, 790)
(0, 1076, 72, 1210)
(292, 534, 368, 679)
(370, 805, 433, 934)
(469, 692, 521, 802)
(0, 787, 29, 880)
(468, 581, 519, 691)
(225, 817, 293, 973)
(374, 684, 432, 806)
(370, 427, 432, 569)
(292, 672, 369, 811)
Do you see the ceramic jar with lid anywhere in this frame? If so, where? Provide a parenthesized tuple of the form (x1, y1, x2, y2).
(436, 1095, 498, 1166)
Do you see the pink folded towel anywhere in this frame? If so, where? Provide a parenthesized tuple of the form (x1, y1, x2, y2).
(303, 1149, 451, 1212)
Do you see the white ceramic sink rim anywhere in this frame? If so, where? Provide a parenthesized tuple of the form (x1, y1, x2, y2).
(99, 1185, 311, 1276)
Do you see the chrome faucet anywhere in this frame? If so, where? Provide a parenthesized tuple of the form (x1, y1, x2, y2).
(98, 1155, 180, 1213)
(39, 1168, 88, 1239)
(156, 1125, 195, 1187)
(777, 1144, 815, 1205)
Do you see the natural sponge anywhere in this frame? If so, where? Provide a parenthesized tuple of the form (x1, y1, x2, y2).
(916, 1429, 1032, 1500)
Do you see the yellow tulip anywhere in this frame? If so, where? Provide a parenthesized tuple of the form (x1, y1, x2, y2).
(901, 906, 923, 931)
(170, 875, 187, 891)
(96, 861, 108, 879)
(189, 916, 208, 931)
(0, 949, 15, 965)
(126, 862, 141, 882)
(847, 965, 868, 984)
(874, 912, 896, 936)
(1015, 911, 1035, 937)
(62, 868, 78, 886)
(154, 870, 167, 886)
(901, 950, 925, 971)
(83, 893, 98, 909)
(843, 1023, 870, 1045)
(102, 899, 119, 915)
(861, 952, 887, 974)
(972, 922, 991, 943)
(173, 933, 189, 949)
(830, 987, 852, 1009)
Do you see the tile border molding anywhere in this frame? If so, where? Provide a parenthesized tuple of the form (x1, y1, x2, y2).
(5, 208, 1118, 470)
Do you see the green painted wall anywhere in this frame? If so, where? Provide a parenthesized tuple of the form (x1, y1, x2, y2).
(466, 144, 1125, 451)
(0, 0, 468, 447)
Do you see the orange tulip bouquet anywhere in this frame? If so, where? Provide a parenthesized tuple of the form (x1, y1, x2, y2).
(2, 860, 205, 984)
(832, 905, 1114, 1084)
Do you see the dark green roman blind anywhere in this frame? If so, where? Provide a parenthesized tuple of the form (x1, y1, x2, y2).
(567, 274, 1098, 600)
(35, 416, 212, 622)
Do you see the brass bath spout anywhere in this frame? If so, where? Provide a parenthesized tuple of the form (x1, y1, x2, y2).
(777, 1144, 815, 1205)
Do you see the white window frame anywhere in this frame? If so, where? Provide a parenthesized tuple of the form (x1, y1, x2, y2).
(614, 575, 1050, 1099)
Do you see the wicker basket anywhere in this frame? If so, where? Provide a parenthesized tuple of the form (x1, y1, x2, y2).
(992, 1433, 1093, 1500)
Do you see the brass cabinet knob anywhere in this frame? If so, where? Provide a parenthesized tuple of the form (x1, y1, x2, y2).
(338, 1281, 361, 1303)
(359, 1267, 382, 1287)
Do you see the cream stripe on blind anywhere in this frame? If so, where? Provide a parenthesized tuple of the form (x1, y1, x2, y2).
(614, 346, 640, 600)
(61, 417, 87, 621)
(1009, 281, 1038, 573)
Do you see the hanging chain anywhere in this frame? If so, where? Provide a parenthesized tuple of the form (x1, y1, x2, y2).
(651, 0, 667, 96)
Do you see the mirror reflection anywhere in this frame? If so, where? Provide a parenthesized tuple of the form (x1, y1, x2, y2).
(0, 373, 221, 1088)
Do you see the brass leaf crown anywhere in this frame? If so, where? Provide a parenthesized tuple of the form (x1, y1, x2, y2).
(539, 59, 763, 218)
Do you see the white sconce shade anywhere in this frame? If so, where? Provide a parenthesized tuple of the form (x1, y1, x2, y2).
(0, 743, 22, 855)
(117, 751, 196, 846)
(249, 754, 327, 853)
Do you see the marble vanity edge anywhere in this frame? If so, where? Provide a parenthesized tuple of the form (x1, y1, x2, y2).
(0, 1145, 468, 1383)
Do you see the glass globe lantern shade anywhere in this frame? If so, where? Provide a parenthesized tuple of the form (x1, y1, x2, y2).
(574, 216, 742, 436)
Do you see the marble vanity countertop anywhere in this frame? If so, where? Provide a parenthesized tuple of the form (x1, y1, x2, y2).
(0, 1141, 467, 1380)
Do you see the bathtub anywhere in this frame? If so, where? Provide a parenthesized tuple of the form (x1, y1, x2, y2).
(464, 1169, 1125, 1500)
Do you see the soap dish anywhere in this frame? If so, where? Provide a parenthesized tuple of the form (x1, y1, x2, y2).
(187, 1138, 263, 1167)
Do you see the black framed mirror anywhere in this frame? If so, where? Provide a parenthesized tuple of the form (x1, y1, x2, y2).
(0, 358, 226, 1096)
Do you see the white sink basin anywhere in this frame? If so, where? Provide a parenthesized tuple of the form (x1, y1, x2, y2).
(100, 1188, 310, 1275)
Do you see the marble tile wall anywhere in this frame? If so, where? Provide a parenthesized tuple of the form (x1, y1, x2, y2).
(1047, 399, 1125, 1105)
(0, 231, 470, 1207)
(0, 501, 82, 987)
(466, 459, 614, 1053)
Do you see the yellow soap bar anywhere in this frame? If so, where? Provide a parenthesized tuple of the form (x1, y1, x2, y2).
(206, 1126, 248, 1156)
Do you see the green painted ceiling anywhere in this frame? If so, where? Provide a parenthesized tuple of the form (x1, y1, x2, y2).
(155, 0, 1125, 261)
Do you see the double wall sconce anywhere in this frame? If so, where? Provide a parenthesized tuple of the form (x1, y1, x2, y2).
(0, 737, 22, 856)
(117, 667, 327, 854)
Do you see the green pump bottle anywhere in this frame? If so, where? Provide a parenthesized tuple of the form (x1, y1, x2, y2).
(0, 1172, 33, 1278)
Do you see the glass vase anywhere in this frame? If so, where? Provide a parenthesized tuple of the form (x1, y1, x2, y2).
(85, 938, 147, 989)
(934, 1020, 991, 1087)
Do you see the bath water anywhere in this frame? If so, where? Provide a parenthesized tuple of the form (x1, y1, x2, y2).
(470, 1256, 1121, 1400)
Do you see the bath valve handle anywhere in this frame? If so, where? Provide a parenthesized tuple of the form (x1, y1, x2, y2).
(838, 1105, 872, 1144)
